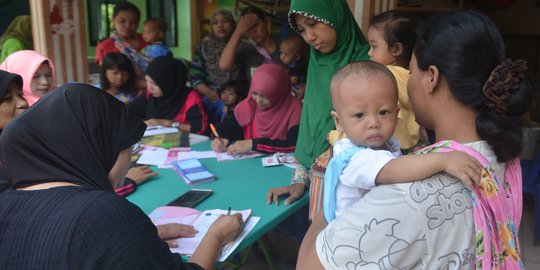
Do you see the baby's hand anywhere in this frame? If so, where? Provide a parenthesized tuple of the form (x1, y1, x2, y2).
(443, 151, 482, 188)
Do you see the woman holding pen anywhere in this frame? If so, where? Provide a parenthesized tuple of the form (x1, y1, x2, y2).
(0, 84, 244, 270)
(210, 64, 301, 156)
(129, 56, 209, 135)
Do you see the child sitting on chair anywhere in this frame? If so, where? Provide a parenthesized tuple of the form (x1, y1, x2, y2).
(279, 36, 307, 99)
(324, 61, 482, 222)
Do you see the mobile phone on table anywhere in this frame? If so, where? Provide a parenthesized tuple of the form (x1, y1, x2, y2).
(167, 189, 213, 208)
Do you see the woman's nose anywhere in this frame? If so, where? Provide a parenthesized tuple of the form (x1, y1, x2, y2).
(303, 29, 316, 43)
(39, 76, 49, 85)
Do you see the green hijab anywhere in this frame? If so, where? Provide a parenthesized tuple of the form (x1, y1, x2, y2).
(0, 15, 33, 50)
(289, 0, 369, 167)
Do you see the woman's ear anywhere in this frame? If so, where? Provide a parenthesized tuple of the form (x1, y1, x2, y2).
(426, 65, 440, 93)
(391, 42, 404, 58)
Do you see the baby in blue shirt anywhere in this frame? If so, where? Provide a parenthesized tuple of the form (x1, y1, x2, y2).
(139, 18, 173, 71)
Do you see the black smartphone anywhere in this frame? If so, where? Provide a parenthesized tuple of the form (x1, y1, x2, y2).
(168, 189, 213, 208)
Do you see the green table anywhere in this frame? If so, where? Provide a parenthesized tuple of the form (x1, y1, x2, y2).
(127, 141, 308, 263)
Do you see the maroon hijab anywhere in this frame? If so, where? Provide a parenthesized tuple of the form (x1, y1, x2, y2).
(234, 64, 302, 140)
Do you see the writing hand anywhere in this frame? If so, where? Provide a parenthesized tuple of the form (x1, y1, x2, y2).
(211, 138, 229, 153)
(206, 213, 244, 246)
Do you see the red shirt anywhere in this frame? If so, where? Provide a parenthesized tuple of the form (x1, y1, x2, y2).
(95, 34, 147, 65)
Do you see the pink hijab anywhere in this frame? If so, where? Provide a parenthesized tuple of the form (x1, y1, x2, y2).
(235, 64, 302, 140)
(0, 50, 57, 105)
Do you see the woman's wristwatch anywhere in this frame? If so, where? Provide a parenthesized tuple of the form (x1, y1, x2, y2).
(171, 121, 180, 129)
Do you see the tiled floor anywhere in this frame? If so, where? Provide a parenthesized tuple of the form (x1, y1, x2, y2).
(222, 195, 540, 270)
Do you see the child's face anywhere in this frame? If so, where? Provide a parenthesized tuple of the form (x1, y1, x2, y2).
(31, 63, 53, 97)
(211, 14, 233, 39)
(279, 42, 300, 65)
(251, 91, 271, 110)
(220, 87, 238, 106)
(113, 11, 139, 39)
(106, 68, 130, 89)
(367, 25, 398, 66)
(332, 74, 398, 148)
(142, 23, 163, 43)
(294, 14, 337, 54)
(145, 75, 164, 98)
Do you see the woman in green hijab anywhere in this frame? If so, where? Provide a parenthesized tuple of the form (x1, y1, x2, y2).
(266, 0, 369, 218)
(0, 15, 33, 63)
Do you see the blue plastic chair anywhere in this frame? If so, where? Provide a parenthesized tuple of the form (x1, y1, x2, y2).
(521, 149, 540, 245)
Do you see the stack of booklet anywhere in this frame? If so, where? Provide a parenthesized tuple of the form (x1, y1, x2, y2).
(172, 158, 216, 186)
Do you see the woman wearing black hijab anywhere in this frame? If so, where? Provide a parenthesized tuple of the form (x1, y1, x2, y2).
(0, 70, 28, 191)
(0, 84, 242, 269)
(0, 70, 27, 133)
(130, 56, 209, 135)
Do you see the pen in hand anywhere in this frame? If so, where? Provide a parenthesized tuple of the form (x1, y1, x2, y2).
(210, 123, 225, 149)
(227, 206, 232, 216)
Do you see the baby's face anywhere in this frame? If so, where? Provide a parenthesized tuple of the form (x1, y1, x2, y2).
(279, 43, 297, 65)
(332, 75, 398, 148)
(142, 23, 162, 43)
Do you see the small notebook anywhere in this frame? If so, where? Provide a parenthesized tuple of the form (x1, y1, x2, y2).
(172, 158, 216, 186)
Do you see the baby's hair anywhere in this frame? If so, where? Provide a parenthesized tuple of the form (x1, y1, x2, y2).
(415, 10, 536, 162)
(144, 18, 167, 33)
(113, 2, 141, 21)
(220, 80, 248, 101)
(99, 52, 137, 95)
(330, 61, 397, 105)
(282, 36, 304, 57)
(370, 11, 416, 69)
(240, 6, 266, 21)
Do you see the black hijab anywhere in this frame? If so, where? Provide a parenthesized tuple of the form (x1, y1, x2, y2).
(0, 70, 23, 191)
(145, 56, 190, 119)
(0, 83, 146, 191)
(0, 70, 23, 112)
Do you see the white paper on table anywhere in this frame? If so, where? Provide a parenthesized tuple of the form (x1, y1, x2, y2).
(168, 213, 260, 262)
(189, 133, 210, 145)
(136, 147, 168, 166)
(143, 126, 179, 137)
(217, 216, 260, 261)
(176, 151, 217, 161)
(215, 151, 264, 161)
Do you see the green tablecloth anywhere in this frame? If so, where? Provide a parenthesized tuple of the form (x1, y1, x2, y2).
(127, 141, 308, 251)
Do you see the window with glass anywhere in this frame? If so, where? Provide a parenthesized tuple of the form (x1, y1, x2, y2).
(146, 0, 178, 47)
(87, 0, 122, 46)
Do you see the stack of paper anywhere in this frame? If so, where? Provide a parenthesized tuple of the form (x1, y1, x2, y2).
(172, 158, 216, 186)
